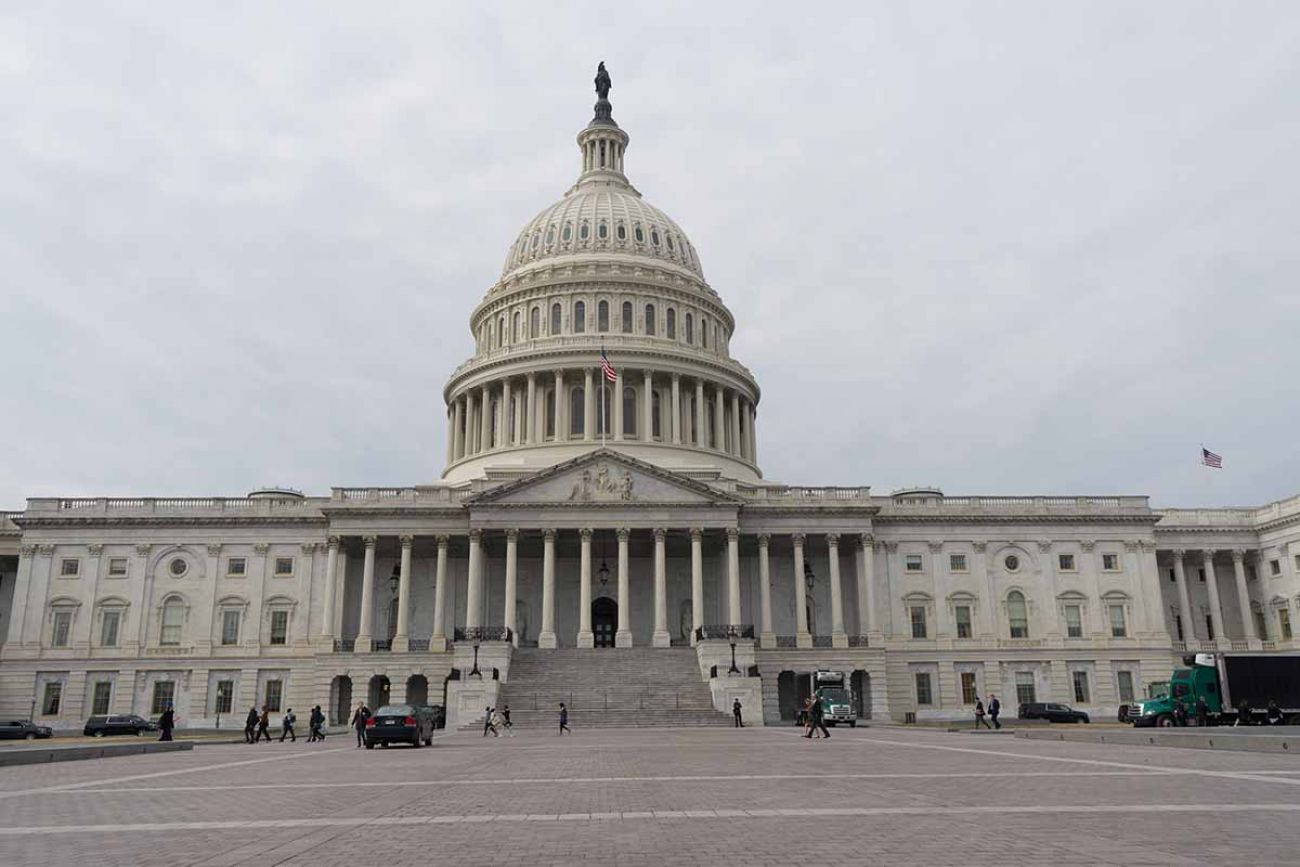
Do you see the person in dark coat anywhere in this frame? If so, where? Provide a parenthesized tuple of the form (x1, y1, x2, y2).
(244, 707, 258, 744)
(733, 698, 744, 728)
(158, 706, 175, 741)
(279, 708, 297, 742)
(351, 702, 370, 748)
(559, 702, 571, 734)
(1195, 696, 1209, 728)
(482, 706, 497, 737)
(255, 705, 272, 743)
(988, 694, 1002, 730)
(1173, 700, 1188, 727)
(804, 695, 830, 739)
(973, 698, 991, 730)
(1267, 699, 1284, 726)
(307, 705, 325, 742)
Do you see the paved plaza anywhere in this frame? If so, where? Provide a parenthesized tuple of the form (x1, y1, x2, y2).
(2, 726, 1300, 866)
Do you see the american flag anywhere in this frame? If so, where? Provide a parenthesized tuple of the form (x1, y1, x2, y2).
(1201, 447, 1223, 469)
(600, 348, 618, 382)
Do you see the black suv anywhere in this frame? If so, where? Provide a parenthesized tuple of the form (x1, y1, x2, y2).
(1018, 702, 1090, 724)
(364, 704, 437, 748)
(83, 714, 160, 737)
(0, 719, 54, 740)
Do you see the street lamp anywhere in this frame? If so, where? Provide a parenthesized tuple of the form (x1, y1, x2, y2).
(728, 631, 740, 675)
(469, 638, 482, 678)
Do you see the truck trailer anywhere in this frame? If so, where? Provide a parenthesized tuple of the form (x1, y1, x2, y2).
(1130, 653, 1300, 727)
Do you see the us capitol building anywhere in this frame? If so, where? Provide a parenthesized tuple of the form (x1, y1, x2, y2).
(3, 68, 1299, 729)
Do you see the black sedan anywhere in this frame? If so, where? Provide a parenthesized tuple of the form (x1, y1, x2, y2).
(1018, 702, 1090, 724)
(83, 714, 160, 737)
(0, 719, 54, 740)
(364, 704, 436, 748)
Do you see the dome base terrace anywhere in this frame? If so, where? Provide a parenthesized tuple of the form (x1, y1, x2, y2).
(442, 439, 760, 486)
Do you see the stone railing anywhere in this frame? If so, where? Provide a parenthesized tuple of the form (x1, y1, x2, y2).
(886, 495, 1150, 516)
(735, 484, 872, 503)
(1157, 494, 1300, 530)
(997, 638, 1045, 649)
(847, 635, 870, 648)
(0, 512, 22, 532)
(329, 487, 472, 506)
(408, 639, 431, 653)
(453, 626, 514, 643)
(26, 497, 326, 517)
(372, 640, 392, 653)
(695, 625, 755, 641)
(333, 639, 356, 653)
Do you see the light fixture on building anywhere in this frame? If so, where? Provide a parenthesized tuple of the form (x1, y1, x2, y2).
(598, 534, 610, 587)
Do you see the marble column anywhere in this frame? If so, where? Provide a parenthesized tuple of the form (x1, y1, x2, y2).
(758, 533, 774, 647)
(578, 529, 594, 648)
(793, 533, 811, 648)
(504, 530, 519, 646)
(828, 533, 847, 647)
(393, 535, 413, 651)
(616, 528, 632, 647)
(480, 384, 491, 450)
(584, 369, 595, 441)
(643, 369, 654, 441)
(854, 535, 874, 637)
(356, 536, 377, 652)
(748, 404, 758, 464)
(501, 379, 513, 447)
(694, 380, 705, 446)
(319, 537, 339, 641)
(553, 370, 566, 442)
(465, 530, 483, 630)
(1202, 550, 1224, 643)
(1232, 549, 1256, 641)
(452, 398, 465, 460)
(730, 393, 742, 458)
(690, 528, 704, 646)
(540, 529, 557, 648)
(671, 373, 682, 444)
(431, 535, 449, 651)
(526, 373, 537, 444)
(713, 384, 726, 451)
(1172, 550, 1195, 641)
(465, 392, 477, 454)
(726, 528, 741, 626)
(653, 528, 670, 647)
(445, 407, 455, 466)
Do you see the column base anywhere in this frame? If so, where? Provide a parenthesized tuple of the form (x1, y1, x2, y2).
(652, 631, 671, 648)
(616, 630, 633, 648)
(538, 632, 557, 649)
(429, 636, 448, 652)
(831, 632, 848, 649)
(796, 633, 812, 649)
(577, 631, 594, 649)
(355, 637, 373, 653)
(392, 636, 410, 653)
(759, 632, 777, 649)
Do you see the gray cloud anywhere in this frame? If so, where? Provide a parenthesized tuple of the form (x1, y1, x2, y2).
(2, 2, 1298, 509)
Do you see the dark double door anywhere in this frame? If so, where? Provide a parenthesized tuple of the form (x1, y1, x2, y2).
(592, 598, 618, 647)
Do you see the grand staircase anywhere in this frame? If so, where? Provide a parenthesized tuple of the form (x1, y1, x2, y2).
(490, 647, 733, 728)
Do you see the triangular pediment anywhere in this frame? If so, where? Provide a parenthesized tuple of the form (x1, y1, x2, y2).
(466, 449, 741, 507)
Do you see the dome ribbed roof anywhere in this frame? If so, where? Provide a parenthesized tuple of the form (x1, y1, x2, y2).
(501, 185, 703, 280)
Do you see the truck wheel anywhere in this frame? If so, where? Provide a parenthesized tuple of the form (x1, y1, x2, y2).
(1156, 714, 1175, 728)
(92, 731, 105, 738)
(849, 720, 857, 728)
(365, 742, 374, 749)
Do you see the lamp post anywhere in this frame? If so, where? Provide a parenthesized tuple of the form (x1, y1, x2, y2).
(469, 638, 482, 678)
(728, 630, 740, 675)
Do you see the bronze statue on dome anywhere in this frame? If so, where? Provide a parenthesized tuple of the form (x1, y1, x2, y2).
(595, 62, 612, 101)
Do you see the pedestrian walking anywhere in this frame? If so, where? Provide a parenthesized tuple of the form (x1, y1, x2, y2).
(1195, 695, 1209, 728)
(805, 695, 830, 739)
(559, 702, 571, 734)
(255, 705, 272, 743)
(492, 708, 513, 737)
(351, 702, 370, 748)
(279, 708, 297, 742)
(1173, 700, 1188, 727)
(158, 705, 175, 741)
(308, 705, 325, 742)
(974, 698, 991, 730)
(244, 706, 258, 744)
(733, 698, 744, 728)
(1267, 698, 1284, 726)
(801, 696, 817, 737)
(988, 694, 1001, 730)
(1235, 699, 1252, 726)
(501, 705, 512, 732)
(482, 706, 498, 737)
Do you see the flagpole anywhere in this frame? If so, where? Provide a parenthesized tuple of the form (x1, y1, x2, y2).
(600, 345, 606, 448)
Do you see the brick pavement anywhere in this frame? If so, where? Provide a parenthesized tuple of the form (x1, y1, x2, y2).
(2, 725, 1299, 866)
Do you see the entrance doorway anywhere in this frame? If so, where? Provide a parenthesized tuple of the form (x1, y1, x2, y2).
(592, 597, 618, 647)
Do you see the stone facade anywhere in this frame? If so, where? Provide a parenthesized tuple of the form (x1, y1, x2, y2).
(3, 80, 1299, 729)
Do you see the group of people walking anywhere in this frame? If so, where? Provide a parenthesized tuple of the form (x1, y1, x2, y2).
(481, 705, 515, 737)
(972, 695, 1002, 730)
(242, 705, 326, 743)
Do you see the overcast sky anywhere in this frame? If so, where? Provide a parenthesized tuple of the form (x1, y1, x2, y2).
(3, 2, 1298, 510)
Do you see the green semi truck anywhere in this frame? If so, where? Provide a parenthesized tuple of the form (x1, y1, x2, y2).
(795, 670, 857, 727)
(1130, 652, 1300, 727)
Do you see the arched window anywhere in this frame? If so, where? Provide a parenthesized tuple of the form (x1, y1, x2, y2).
(550, 303, 561, 335)
(651, 229, 660, 246)
(645, 304, 656, 336)
(545, 226, 554, 245)
(666, 308, 676, 339)
(597, 385, 612, 435)
(573, 301, 586, 333)
(701, 317, 709, 348)
(562, 223, 572, 242)
(570, 387, 585, 437)
(545, 389, 556, 439)
(489, 321, 497, 350)
(621, 301, 633, 333)
(513, 311, 521, 342)
(498, 316, 506, 345)
(685, 313, 694, 344)
(616, 223, 627, 241)
(580, 223, 590, 240)
(530, 306, 540, 338)
(531, 232, 540, 249)
(634, 225, 644, 243)
(1007, 591, 1029, 639)
(622, 387, 637, 437)
(597, 222, 608, 239)
(652, 391, 662, 439)
(598, 300, 609, 332)
(160, 598, 185, 646)
(666, 234, 675, 251)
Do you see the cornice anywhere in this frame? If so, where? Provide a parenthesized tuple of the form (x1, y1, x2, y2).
(873, 513, 1161, 526)
(16, 516, 329, 529)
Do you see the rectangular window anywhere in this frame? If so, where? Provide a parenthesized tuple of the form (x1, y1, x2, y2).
(227, 557, 247, 577)
(160, 606, 184, 646)
(1058, 553, 1075, 571)
(1279, 608, 1292, 641)
(264, 680, 283, 712)
(960, 672, 977, 705)
(1295, 554, 1300, 572)
(51, 611, 72, 647)
(1116, 671, 1135, 704)
(107, 557, 128, 577)
(1168, 568, 1176, 583)
(1198, 568, 1205, 582)
(221, 610, 241, 646)
(151, 681, 175, 715)
(1247, 564, 1257, 581)
(269, 610, 289, 645)
(42, 682, 62, 716)
(1072, 671, 1091, 704)
(954, 605, 972, 639)
(1064, 605, 1083, 639)
(91, 681, 113, 715)
(1270, 559, 1281, 576)
(914, 673, 932, 706)
(1109, 604, 1127, 638)
(949, 553, 967, 572)
(1254, 610, 1268, 640)
(909, 606, 928, 639)
(60, 558, 80, 577)
(1102, 553, 1119, 571)
(100, 610, 121, 647)
(1205, 615, 1215, 641)
(273, 557, 294, 577)
(904, 554, 923, 572)
(1175, 614, 1184, 641)
(214, 680, 234, 715)
(1015, 672, 1036, 706)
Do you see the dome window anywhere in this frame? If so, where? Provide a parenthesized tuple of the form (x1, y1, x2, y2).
(573, 301, 586, 334)
(666, 308, 676, 339)
(645, 304, 656, 336)
(551, 303, 562, 335)
(651, 229, 660, 246)
(597, 222, 608, 240)
(621, 301, 633, 333)
(530, 307, 540, 339)
(701, 316, 709, 348)
(597, 300, 610, 332)
(531, 232, 540, 250)
(685, 313, 694, 344)
(545, 226, 555, 245)
(616, 223, 627, 241)
(580, 223, 590, 241)
(562, 224, 572, 242)
(666, 234, 675, 251)
(634, 225, 644, 243)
